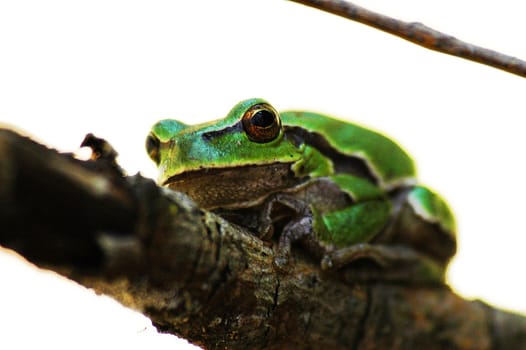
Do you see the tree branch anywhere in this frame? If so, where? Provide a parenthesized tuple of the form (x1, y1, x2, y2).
(1, 129, 526, 349)
(290, 0, 526, 78)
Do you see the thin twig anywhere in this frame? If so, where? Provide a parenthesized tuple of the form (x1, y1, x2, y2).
(291, 0, 526, 78)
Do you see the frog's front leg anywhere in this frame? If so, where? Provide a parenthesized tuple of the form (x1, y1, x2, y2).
(274, 215, 314, 269)
(257, 193, 316, 269)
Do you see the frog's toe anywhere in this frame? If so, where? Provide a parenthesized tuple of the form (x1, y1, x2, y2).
(323, 244, 392, 269)
(273, 254, 291, 272)
(320, 255, 334, 270)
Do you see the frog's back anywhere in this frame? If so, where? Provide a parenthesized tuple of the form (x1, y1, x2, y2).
(281, 111, 416, 189)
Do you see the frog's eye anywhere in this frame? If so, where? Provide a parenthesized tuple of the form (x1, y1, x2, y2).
(241, 103, 281, 143)
(146, 133, 161, 164)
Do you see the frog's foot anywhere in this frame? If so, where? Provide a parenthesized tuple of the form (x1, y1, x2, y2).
(273, 215, 313, 272)
(321, 243, 421, 270)
(322, 244, 447, 284)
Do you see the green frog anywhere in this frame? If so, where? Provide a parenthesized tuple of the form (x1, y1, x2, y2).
(146, 98, 456, 282)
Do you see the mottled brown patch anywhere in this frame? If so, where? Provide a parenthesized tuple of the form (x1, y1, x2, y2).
(165, 163, 303, 210)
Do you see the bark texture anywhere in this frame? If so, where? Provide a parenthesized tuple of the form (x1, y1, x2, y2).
(1, 129, 525, 349)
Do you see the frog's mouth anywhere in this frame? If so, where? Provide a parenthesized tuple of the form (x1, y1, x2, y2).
(162, 162, 301, 210)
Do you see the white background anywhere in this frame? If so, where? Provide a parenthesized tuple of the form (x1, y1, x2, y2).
(1, 1, 525, 349)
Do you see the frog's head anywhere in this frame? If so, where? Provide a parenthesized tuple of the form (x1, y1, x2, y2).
(146, 98, 304, 209)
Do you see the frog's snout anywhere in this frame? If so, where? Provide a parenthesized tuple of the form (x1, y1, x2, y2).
(146, 132, 161, 165)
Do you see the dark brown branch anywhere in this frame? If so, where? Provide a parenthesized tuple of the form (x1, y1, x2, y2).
(1, 130, 526, 349)
(290, 0, 526, 78)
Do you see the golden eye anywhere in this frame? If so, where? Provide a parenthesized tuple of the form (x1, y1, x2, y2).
(241, 103, 281, 143)
(146, 133, 161, 164)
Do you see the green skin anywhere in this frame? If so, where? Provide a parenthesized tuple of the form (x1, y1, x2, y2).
(147, 98, 456, 282)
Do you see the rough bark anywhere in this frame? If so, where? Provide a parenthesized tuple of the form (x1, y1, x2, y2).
(1, 129, 525, 349)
